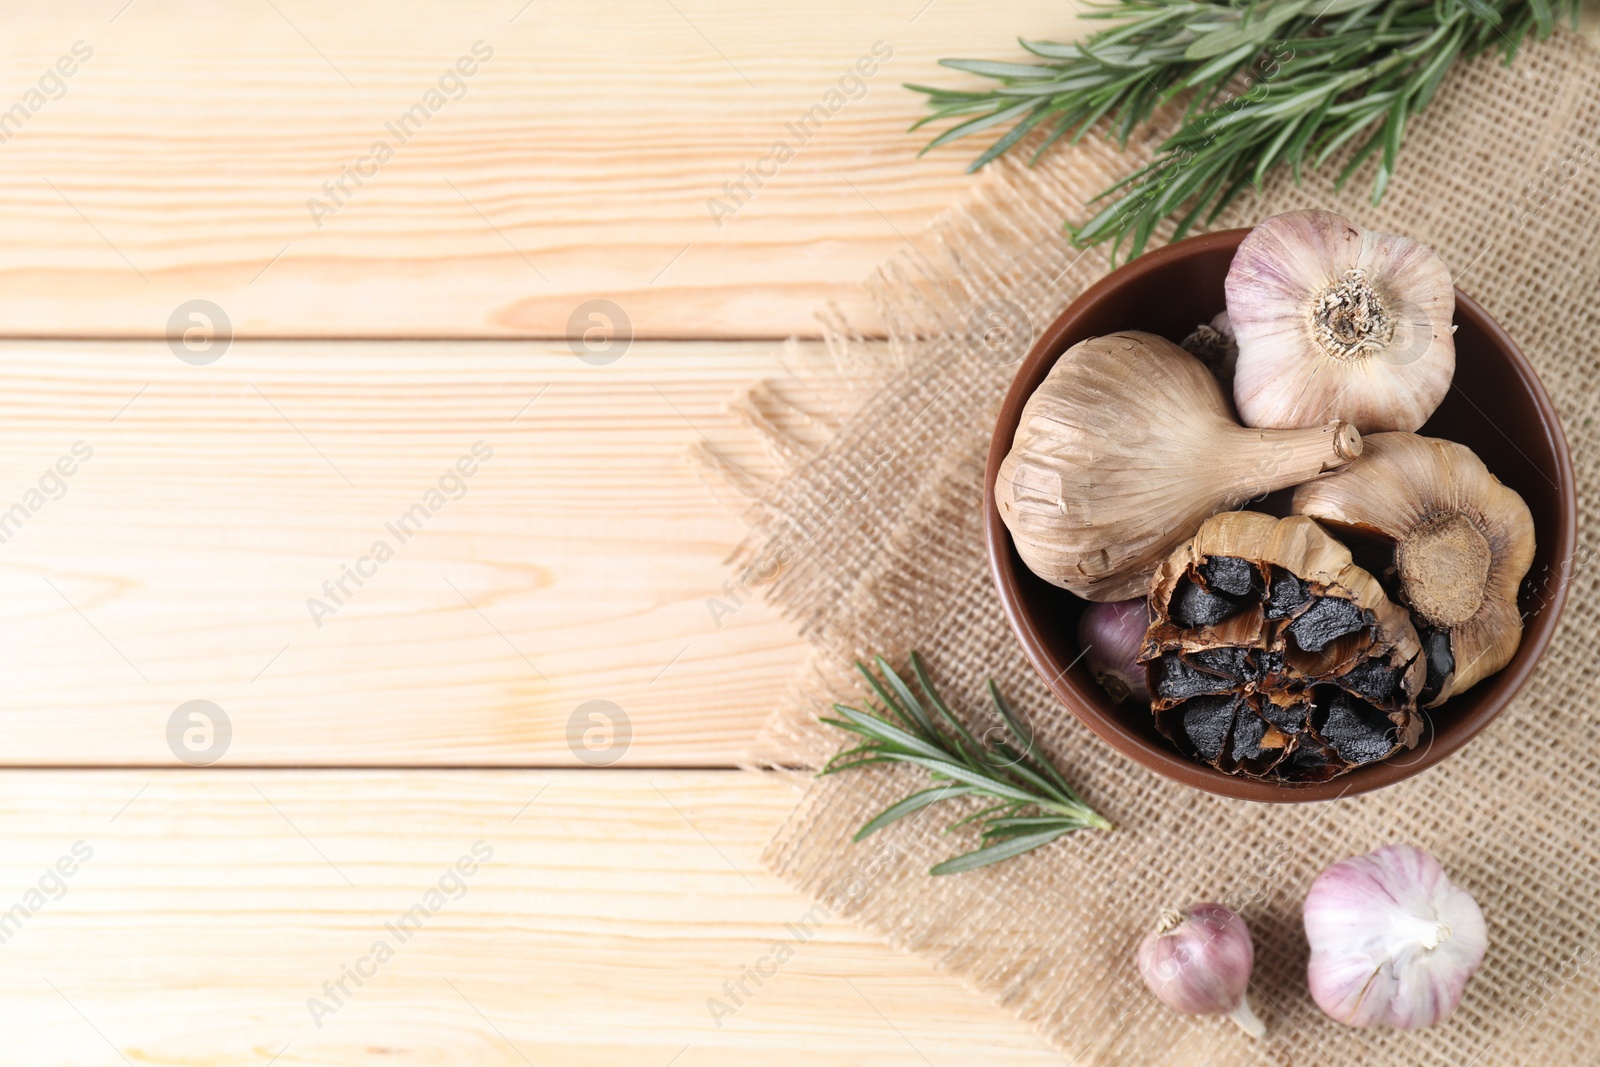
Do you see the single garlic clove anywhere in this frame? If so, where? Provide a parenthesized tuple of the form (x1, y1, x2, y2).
(1136, 903, 1264, 1038)
(1227, 210, 1455, 434)
(997, 331, 1360, 601)
(1305, 844, 1487, 1029)
(1291, 432, 1535, 706)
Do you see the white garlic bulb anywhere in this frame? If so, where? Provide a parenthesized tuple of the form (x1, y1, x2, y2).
(1304, 844, 1487, 1029)
(1227, 210, 1456, 433)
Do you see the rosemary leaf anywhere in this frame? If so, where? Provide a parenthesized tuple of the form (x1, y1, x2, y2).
(945, 800, 1021, 833)
(855, 784, 975, 841)
(929, 828, 1075, 876)
(910, 0, 1582, 259)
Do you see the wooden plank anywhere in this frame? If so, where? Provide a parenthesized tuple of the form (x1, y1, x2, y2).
(0, 340, 856, 766)
(0, 769, 1058, 1065)
(1, 0, 1071, 339)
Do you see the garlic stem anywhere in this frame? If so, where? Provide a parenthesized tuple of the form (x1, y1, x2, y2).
(1226, 995, 1266, 1038)
(1155, 907, 1186, 935)
(1223, 421, 1362, 501)
(1389, 910, 1451, 951)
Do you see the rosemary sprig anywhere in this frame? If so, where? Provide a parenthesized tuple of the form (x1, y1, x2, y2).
(910, 0, 1580, 259)
(819, 652, 1111, 876)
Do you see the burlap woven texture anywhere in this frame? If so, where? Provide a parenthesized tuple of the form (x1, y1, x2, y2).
(720, 28, 1600, 1067)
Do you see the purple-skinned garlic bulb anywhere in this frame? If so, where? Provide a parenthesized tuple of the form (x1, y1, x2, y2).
(1136, 903, 1264, 1037)
(1077, 598, 1151, 705)
(1305, 844, 1487, 1029)
(1227, 210, 1455, 434)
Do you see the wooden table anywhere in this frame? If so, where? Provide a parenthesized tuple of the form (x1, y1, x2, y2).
(18, 5, 1597, 1062)
(3, 3, 1071, 1063)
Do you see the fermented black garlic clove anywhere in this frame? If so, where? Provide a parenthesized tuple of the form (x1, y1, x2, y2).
(1286, 597, 1369, 652)
(1151, 652, 1236, 701)
(1170, 577, 1248, 628)
(1227, 709, 1285, 775)
(1418, 629, 1455, 707)
(1191, 647, 1253, 681)
(1198, 555, 1261, 598)
(1260, 695, 1306, 735)
(1176, 695, 1240, 762)
(1340, 659, 1402, 704)
(1312, 690, 1398, 765)
(1280, 740, 1341, 782)
(1265, 566, 1310, 619)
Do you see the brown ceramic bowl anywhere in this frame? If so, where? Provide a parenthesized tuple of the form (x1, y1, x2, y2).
(984, 229, 1576, 802)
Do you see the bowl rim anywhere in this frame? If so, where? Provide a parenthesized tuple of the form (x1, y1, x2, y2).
(983, 227, 1577, 803)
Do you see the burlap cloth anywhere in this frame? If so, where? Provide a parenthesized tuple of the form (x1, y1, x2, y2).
(709, 29, 1599, 1066)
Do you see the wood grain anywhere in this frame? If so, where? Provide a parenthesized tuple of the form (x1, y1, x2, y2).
(1, 0, 1071, 340)
(0, 340, 863, 766)
(0, 769, 1058, 1066)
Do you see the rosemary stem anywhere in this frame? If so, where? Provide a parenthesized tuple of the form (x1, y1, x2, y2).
(822, 654, 1112, 874)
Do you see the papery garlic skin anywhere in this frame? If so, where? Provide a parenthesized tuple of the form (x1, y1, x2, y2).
(1137, 903, 1264, 1037)
(1228, 210, 1455, 433)
(1305, 844, 1487, 1029)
